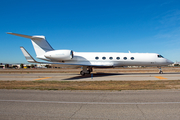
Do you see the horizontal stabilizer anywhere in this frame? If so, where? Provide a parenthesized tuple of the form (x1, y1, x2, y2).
(7, 32, 46, 40)
(7, 32, 32, 39)
(20, 47, 38, 63)
(8, 32, 54, 59)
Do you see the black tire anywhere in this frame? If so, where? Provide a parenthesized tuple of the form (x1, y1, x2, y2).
(89, 68, 93, 72)
(87, 70, 91, 74)
(80, 71, 85, 76)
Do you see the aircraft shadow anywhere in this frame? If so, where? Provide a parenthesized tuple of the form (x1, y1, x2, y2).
(63, 72, 124, 80)
(63, 72, 180, 80)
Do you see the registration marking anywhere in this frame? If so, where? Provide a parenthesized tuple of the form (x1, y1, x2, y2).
(154, 76, 167, 80)
(34, 77, 51, 80)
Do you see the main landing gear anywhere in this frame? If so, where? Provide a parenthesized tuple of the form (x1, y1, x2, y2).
(80, 66, 93, 76)
(158, 66, 163, 74)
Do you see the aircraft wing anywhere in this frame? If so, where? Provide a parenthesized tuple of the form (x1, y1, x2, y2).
(45, 62, 114, 67)
(20, 47, 39, 63)
(20, 47, 113, 67)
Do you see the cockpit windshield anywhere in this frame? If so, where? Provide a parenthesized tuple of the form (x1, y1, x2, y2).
(157, 55, 164, 58)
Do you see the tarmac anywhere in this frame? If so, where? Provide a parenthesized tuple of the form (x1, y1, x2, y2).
(1, 89, 180, 120)
(1, 68, 180, 119)
(0, 72, 180, 81)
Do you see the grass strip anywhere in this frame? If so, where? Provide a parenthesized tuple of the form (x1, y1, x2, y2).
(0, 80, 180, 90)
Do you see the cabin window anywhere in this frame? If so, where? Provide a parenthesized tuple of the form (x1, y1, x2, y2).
(131, 57, 134, 60)
(124, 57, 127, 60)
(109, 57, 113, 60)
(102, 57, 106, 60)
(95, 57, 99, 60)
(157, 55, 164, 58)
(116, 57, 120, 60)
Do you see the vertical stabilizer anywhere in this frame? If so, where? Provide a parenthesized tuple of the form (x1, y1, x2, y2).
(31, 35, 54, 58)
(7, 32, 54, 59)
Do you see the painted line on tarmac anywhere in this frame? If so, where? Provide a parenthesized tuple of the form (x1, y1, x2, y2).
(1, 100, 180, 105)
(154, 76, 167, 80)
(34, 77, 52, 80)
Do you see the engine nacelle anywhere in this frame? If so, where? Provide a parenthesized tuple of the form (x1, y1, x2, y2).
(44, 50, 73, 61)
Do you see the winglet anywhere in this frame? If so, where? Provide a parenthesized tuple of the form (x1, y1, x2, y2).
(20, 47, 38, 63)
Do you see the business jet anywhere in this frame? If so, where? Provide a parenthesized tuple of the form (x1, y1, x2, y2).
(7, 32, 174, 76)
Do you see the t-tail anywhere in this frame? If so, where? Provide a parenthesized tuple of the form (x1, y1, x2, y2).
(7, 32, 54, 60)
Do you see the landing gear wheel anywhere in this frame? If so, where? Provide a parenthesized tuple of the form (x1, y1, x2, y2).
(80, 71, 85, 76)
(87, 70, 91, 74)
(89, 68, 93, 72)
(158, 66, 163, 74)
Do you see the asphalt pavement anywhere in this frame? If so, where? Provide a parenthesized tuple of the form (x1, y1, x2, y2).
(0, 72, 180, 81)
(0, 90, 180, 120)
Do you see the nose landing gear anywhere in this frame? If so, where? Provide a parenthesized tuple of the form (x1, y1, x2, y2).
(158, 67, 163, 74)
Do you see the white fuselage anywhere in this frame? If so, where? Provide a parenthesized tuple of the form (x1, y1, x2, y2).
(43, 52, 173, 67)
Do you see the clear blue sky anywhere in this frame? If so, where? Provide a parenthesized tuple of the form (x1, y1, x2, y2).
(1, 0, 180, 63)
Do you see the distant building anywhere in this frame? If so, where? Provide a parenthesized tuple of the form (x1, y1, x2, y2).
(0, 65, 5, 69)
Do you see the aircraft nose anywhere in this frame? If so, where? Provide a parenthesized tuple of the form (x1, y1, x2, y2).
(166, 59, 174, 64)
